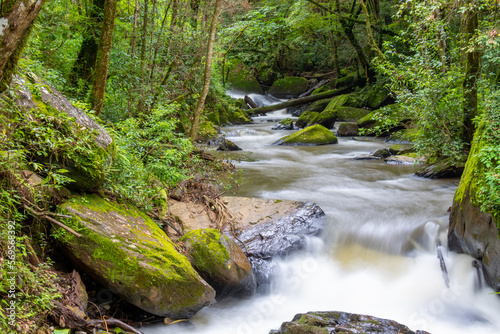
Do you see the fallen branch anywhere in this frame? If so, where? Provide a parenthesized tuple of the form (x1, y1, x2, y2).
(247, 89, 341, 115)
(22, 203, 82, 238)
(50, 301, 145, 334)
(298, 79, 329, 98)
(244, 95, 258, 109)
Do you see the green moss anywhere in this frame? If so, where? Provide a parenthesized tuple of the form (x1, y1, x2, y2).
(277, 124, 338, 146)
(336, 107, 371, 122)
(268, 77, 309, 98)
(296, 110, 319, 128)
(226, 59, 263, 94)
(311, 85, 331, 95)
(180, 229, 231, 275)
(308, 107, 337, 129)
(56, 194, 213, 315)
(305, 98, 333, 113)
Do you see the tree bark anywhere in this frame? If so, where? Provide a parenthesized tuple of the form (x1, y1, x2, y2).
(90, 0, 118, 115)
(0, 0, 45, 92)
(189, 0, 222, 141)
(462, 2, 480, 146)
(246, 89, 341, 115)
(70, 0, 106, 86)
(131, 0, 140, 56)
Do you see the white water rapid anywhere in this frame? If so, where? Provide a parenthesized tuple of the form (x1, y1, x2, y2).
(143, 93, 500, 334)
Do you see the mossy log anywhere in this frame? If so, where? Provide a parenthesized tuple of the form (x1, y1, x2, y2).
(246, 89, 340, 115)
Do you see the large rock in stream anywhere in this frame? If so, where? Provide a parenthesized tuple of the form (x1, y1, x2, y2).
(270, 311, 429, 334)
(169, 197, 325, 285)
(274, 124, 338, 146)
(57, 194, 216, 318)
(448, 119, 500, 291)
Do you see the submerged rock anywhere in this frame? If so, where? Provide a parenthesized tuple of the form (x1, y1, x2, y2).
(415, 158, 464, 179)
(57, 194, 215, 318)
(217, 138, 242, 151)
(270, 311, 429, 334)
(272, 118, 295, 130)
(274, 124, 338, 146)
(180, 229, 256, 296)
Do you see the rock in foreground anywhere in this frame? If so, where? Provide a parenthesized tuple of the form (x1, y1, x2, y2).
(58, 194, 215, 318)
(270, 311, 429, 334)
(180, 229, 256, 296)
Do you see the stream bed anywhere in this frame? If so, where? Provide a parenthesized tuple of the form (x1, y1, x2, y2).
(144, 94, 500, 334)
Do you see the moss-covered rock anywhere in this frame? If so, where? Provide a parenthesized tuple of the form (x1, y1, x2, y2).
(257, 62, 278, 87)
(275, 124, 338, 146)
(415, 157, 464, 179)
(365, 82, 392, 110)
(296, 110, 319, 128)
(336, 107, 371, 122)
(226, 59, 263, 94)
(180, 229, 255, 296)
(357, 111, 378, 129)
(270, 311, 424, 334)
(388, 144, 413, 155)
(268, 77, 309, 98)
(307, 107, 337, 129)
(334, 73, 358, 90)
(337, 123, 359, 137)
(57, 194, 216, 318)
(304, 98, 333, 113)
(448, 118, 500, 292)
(272, 118, 294, 130)
(12, 75, 114, 192)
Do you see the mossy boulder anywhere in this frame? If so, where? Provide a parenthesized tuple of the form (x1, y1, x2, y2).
(226, 59, 264, 94)
(12, 75, 114, 192)
(272, 118, 294, 130)
(270, 311, 425, 334)
(448, 118, 500, 292)
(57, 194, 216, 318)
(267, 77, 309, 98)
(180, 229, 256, 296)
(296, 110, 319, 128)
(257, 62, 278, 87)
(336, 107, 371, 122)
(275, 124, 338, 146)
(388, 144, 414, 155)
(307, 107, 337, 129)
(365, 82, 392, 109)
(334, 73, 358, 90)
(337, 123, 359, 137)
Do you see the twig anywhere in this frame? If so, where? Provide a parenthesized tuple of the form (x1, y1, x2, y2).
(22, 204, 82, 238)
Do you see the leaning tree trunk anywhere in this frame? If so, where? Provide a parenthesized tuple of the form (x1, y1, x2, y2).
(90, 0, 118, 115)
(189, 0, 222, 141)
(462, 2, 480, 146)
(0, 0, 45, 92)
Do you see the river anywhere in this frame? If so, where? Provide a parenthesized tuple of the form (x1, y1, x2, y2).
(144, 93, 500, 334)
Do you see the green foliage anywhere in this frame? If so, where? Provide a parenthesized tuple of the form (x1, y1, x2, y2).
(476, 91, 500, 220)
(105, 103, 194, 210)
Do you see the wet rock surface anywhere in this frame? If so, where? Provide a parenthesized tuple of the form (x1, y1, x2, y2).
(235, 201, 325, 286)
(270, 311, 430, 334)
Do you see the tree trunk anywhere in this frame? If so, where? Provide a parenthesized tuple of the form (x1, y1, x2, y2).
(462, 2, 480, 146)
(90, 0, 118, 115)
(246, 89, 342, 115)
(131, 0, 140, 56)
(189, 0, 222, 141)
(70, 0, 106, 86)
(0, 0, 45, 92)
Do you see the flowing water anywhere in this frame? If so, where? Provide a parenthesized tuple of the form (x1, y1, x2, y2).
(144, 93, 500, 334)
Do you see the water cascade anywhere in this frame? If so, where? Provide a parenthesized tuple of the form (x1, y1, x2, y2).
(144, 93, 500, 334)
